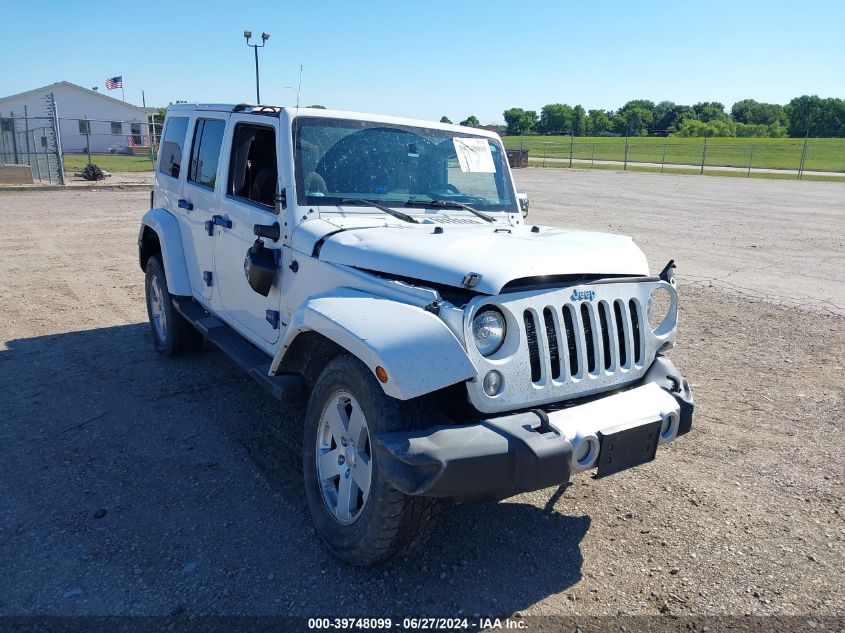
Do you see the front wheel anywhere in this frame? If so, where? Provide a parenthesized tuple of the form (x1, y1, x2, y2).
(302, 354, 439, 566)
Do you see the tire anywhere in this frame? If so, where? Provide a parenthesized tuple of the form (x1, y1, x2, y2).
(303, 354, 440, 566)
(144, 255, 203, 357)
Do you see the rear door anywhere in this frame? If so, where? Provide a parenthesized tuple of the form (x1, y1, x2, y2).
(181, 115, 228, 300)
(213, 116, 283, 344)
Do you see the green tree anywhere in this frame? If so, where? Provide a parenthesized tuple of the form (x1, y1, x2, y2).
(572, 105, 587, 136)
(785, 95, 845, 137)
(693, 102, 728, 123)
(586, 109, 613, 135)
(439, 115, 453, 124)
(731, 99, 787, 126)
(615, 100, 656, 135)
(538, 103, 574, 133)
(460, 115, 480, 126)
(671, 118, 736, 137)
(651, 102, 695, 135)
(503, 108, 538, 135)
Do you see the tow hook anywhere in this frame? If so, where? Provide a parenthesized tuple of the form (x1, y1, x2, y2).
(530, 409, 552, 434)
(666, 375, 681, 393)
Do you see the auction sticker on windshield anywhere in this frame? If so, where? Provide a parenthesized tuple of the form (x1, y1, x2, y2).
(453, 137, 496, 173)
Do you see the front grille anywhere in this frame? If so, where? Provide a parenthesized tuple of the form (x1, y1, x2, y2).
(528, 298, 645, 384)
(465, 281, 674, 414)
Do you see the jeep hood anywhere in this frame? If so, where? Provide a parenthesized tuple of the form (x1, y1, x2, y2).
(314, 222, 649, 295)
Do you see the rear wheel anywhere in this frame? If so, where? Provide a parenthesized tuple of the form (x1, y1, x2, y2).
(303, 354, 440, 566)
(144, 255, 203, 357)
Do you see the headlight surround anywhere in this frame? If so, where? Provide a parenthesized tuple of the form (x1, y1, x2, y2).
(472, 308, 506, 357)
(647, 287, 673, 331)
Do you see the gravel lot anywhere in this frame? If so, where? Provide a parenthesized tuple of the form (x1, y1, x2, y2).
(0, 171, 842, 620)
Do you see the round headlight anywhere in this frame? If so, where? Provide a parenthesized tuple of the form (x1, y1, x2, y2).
(647, 287, 673, 330)
(472, 309, 506, 357)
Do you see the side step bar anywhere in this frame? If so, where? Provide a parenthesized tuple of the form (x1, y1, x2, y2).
(172, 297, 304, 401)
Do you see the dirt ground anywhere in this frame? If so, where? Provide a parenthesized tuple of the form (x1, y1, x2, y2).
(0, 170, 842, 620)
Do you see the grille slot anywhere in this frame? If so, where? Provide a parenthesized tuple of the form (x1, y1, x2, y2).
(580, 304, 597, 374)
(614, 300, 628, 367)
(629, 299, 642, 364)
(523, 310, 542, 383)
(598, 302, 612, 370)
(562, 305, 578, 377)
(542, 308, 561, 379)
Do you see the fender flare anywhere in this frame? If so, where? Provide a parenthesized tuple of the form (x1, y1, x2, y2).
(138, 208, 192, 296)
(271, 289, 476, 400)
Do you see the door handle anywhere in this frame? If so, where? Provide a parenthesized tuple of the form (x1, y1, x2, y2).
(205, 215, 232, 236)
(177, 199, 193, 211)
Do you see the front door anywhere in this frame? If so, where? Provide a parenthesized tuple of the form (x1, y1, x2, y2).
(213, 118, 283, 345)
(181, 115, 228, 300)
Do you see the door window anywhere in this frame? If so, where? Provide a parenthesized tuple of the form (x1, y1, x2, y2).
(158, 116, 188, 178)
(227, 123, 277, 208)
(188, 118, 226, 190)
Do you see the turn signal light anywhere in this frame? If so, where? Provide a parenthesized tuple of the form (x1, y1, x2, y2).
(375, 366, 389, 383)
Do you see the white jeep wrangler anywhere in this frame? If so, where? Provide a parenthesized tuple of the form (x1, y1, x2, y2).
(139, 104, 693, 566)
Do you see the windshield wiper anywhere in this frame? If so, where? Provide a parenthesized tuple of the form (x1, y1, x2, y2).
(406, 198, 497, 224)
(339, 198, 419, 224)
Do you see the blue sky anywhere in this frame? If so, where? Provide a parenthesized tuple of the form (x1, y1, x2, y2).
(1, 0, 842, 123)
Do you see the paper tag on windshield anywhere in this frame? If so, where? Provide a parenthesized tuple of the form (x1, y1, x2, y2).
(453, 137, 495, 173)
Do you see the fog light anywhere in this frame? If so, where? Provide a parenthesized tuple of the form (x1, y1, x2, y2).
(482, 370, 503, 396)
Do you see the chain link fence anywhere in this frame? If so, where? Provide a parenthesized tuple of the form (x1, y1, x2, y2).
(508, 133, 845, 180)
(0, 93, 65, 184)
(60, 117, 160, 165)
(1, 95, 160, 184)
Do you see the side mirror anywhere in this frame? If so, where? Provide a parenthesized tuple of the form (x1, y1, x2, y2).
(517, 192, 529, 218)
(244, 239, 277, 296)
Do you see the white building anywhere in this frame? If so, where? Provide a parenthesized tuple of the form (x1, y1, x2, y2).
(0, 81, 151, 154)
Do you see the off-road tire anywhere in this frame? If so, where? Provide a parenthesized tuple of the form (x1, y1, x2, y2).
(303, 354, 441, 566)
(144, 255, 203, 357)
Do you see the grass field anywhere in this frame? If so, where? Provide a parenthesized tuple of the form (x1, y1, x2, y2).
(63, 154, 156, 173)
(526, 159, 845, 183)
(505, 136, 845, 173)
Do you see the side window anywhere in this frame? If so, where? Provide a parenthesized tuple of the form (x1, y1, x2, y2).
(227, 123, 277, 208)
(188, 118, 226, 190)
(111, 122, 122, 135)
(158, 116, 189, 179)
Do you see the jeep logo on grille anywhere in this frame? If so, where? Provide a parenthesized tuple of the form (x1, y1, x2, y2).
(570, 288, 596, 302)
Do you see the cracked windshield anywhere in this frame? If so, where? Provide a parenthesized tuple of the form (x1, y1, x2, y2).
(294, 117, 516, 212)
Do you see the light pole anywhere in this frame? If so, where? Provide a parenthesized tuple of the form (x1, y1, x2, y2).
(243, 30, 270, 104)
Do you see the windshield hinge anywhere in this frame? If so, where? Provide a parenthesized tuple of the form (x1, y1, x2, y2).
(461, 272, 482, 289)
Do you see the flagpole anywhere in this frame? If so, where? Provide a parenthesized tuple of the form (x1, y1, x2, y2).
(122, 84, 125, 102)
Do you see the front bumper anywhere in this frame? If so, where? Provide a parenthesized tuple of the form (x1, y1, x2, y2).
(373, 357, 693, 499)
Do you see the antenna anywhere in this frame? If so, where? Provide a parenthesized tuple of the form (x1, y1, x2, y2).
(296, 64, 303, 109)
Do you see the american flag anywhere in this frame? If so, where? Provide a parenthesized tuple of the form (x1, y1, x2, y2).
(105, 76, 123, 90)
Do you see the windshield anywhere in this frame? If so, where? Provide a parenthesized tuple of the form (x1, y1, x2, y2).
(293, 117, 516, 213)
